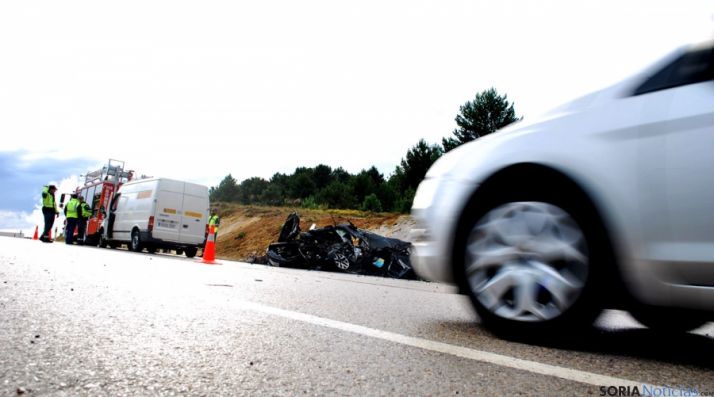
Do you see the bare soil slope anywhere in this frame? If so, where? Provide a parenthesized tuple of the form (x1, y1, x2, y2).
(212, 203, 415, 262)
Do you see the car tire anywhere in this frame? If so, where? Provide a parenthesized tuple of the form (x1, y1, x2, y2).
(456, 184, 606, 340)
(184, 247, 198, 258)
(629, 305, 709, 333)
(130, 229, 143, 252)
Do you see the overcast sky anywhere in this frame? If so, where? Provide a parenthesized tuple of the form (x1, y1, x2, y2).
(1, 1, 712, 233)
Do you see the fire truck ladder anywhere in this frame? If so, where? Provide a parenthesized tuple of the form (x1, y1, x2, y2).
(84, 159, 133, 186)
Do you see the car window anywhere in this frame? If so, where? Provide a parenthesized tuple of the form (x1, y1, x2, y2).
(633, 46, 714, 96)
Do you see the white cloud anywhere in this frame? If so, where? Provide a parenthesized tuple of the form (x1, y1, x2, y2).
(0, 210, 36, 233)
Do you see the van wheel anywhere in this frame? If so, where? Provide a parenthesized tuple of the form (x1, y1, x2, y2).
(185, 247, 198, 258)
(130, 230, 143, 252)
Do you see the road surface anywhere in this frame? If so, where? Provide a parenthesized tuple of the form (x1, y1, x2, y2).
(1, 237, 712, 396)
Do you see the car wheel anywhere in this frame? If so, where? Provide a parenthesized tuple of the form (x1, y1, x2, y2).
(327, 244, 353, 272)
(130, 229, 143, 252)
(629, 305, 709, 333)
(184, 247, 198, 258)
(457, 191, 604, 339)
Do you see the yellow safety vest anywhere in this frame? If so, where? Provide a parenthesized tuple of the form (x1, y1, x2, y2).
(80, 202, 92, 218)
(208, 214, 220, 233)
(66, 198, 80, 219)
(42, 186, 57, 212)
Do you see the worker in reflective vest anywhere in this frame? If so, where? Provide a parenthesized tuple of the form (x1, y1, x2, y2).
(200, 208, 220, 257)
(208, 208, 220, 239)
(64, 194, 80, 245)
(40, 185, 59, 243)
(76, 195, 92, 245)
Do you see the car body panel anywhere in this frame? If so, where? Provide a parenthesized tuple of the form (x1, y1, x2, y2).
(411, 42, 714, 313)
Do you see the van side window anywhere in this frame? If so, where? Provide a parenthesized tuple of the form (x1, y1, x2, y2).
(633, 46, 714, 96)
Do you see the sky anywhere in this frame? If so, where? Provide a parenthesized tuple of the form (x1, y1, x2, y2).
(0, 0, 712, 234)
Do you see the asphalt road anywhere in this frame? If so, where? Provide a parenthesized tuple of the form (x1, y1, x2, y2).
(1, 236, 712, 396)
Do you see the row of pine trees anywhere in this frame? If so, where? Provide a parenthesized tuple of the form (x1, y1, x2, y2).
(210, 88, 519, 213)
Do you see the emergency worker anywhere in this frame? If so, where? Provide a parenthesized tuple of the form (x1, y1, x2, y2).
(200, 208, 220, 257)
(77, 195, 92, 245)
(40, 185, 59, 243)
(208, 208, 220, 239)
(64, 194, 80, 245)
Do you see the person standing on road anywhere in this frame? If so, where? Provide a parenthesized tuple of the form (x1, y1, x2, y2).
(200, 208, 220, 257)
(40, 185, 59, 243)
(64, 194, 80, 245)
(208, 208, 220, 239)
(76, 195, 91, 245)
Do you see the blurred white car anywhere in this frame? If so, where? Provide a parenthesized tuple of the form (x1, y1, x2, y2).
(410, 40, 714, 337)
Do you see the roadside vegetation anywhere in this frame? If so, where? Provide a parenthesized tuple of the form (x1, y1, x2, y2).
(210, 203, 412, 261)
(210, 88, 520, 213)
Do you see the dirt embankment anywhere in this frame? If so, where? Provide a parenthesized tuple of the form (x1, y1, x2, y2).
(212, 203, 415, 262)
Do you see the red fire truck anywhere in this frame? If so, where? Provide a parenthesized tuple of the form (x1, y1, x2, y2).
(60, 159, 134, 246)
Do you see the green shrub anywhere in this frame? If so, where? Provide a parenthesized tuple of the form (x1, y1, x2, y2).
(360, 193, 383, 213)
(301, 195, 320, 209)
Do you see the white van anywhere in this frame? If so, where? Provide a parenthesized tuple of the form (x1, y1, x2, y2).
(100, 177, 210, 257)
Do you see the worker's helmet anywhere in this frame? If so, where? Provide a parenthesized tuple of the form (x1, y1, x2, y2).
(48, 185, 57, 191)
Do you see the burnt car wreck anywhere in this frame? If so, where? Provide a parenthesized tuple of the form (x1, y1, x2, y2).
(267, 213, 416, 279)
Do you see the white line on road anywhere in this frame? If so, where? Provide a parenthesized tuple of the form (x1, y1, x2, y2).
(239, 300, 662, 390)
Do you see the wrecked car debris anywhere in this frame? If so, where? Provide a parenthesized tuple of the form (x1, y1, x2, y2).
(267, 213, 416, 279)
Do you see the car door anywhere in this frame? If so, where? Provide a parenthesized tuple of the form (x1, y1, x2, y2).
(636, 43, 714, 287)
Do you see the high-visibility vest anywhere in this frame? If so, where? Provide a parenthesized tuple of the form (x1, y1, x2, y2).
(80, 202, 92, 218)
(42, 186, 57, 212)
(66, 198, 80, 219)
(208, 214, 220, 233)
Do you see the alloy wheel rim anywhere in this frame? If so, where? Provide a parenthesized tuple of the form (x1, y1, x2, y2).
(466, 201, 589, 322)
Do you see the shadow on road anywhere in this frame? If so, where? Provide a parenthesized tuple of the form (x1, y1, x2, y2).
(539, 326, 714, 370)
(442, 319, 714, 370)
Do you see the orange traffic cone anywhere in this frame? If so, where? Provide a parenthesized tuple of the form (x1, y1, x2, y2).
(33, 225, 39, 240)
(201, 225, 219, 265)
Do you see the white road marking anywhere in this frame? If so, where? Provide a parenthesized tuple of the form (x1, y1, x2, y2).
(239, 300, 661, 390)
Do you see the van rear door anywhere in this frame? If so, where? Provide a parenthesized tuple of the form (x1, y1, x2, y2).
(179, 182, 209, 245)
(153, 180, 184, 242)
